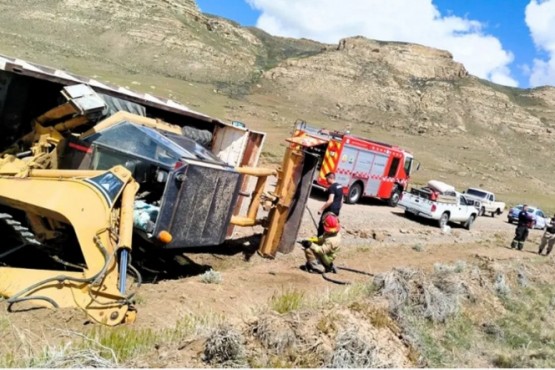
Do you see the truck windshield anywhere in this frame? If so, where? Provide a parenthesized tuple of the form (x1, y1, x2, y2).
(466, 189, 488, 199)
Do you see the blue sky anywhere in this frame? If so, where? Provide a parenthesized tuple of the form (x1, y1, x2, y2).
(197, 0, 555, 88)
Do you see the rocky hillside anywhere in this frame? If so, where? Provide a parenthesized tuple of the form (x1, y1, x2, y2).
(0, 0, 554, 206)
(0, 0, 322, 86)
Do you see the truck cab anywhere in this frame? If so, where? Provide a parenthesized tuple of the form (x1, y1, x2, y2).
(462, 187, 505, 217)
(59, 112, 242, 249)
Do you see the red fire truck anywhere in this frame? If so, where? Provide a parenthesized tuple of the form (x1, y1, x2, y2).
(292, 120, 417, 206)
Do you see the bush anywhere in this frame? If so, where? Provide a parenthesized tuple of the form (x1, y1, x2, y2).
(328, 327, 385, 368)
(251, 314, 297, 354)
(422, 283, 460, 323)
(200, 269, 222, 284)
(494, 273, 511, 296)
(374, 268, 419, 314)
(203, 325, 246, 367)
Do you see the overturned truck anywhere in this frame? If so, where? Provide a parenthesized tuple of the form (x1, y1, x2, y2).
(0, 55, 318, 325)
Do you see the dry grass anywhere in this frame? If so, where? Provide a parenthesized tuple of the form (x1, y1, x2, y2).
(316, 312, 340, 335)
(0, 328, 118, 368)
(270, 288, 305, 314)
(35, 343, 118, 368)
(434, 260, 467, 274)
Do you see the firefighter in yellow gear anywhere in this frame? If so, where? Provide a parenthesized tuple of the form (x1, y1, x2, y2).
(302, 213, 341, 273)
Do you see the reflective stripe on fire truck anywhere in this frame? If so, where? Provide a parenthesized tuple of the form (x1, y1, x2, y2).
(320, 140, 343, 179)
(334, 168, 407, 184)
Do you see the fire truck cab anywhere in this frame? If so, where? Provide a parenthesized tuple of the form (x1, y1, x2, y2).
(293, 120, 416, 206)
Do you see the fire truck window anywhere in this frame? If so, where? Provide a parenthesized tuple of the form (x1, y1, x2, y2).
(404, 157, 413, 175)
(388, 157, 400, 177)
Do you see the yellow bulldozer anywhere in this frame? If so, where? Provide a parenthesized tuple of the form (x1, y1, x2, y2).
(0, 55, 320, 325)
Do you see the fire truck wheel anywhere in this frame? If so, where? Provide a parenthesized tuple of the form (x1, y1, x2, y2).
(388, 187, 401, 207)
(345, 182, 363, 204)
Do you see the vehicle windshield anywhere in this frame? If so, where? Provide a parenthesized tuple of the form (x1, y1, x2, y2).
(465, 189, 488, 199)
(84, 121, 223, 166)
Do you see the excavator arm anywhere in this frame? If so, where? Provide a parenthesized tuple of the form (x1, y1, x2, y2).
(0, 165, 138, 325)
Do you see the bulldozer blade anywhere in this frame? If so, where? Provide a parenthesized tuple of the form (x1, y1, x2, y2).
(258, 149, 318, 257)
(276, 151, 318, 254)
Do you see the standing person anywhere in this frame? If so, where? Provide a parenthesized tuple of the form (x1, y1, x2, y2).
(317, 172, 343, 236)
(511, 204, 533, 251)
(538, 214, 555, 256)
(301, 213, 341, 273)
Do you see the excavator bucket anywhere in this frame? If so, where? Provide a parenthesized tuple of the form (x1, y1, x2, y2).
(0, 165, 138, 326)
(257, 136, 322, 258)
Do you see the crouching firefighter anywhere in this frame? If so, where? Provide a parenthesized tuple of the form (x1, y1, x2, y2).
(300, 213, 341, 274)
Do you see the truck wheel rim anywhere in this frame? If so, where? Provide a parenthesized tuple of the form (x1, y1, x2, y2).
(391, 192, 399, 204)
(349, 186, 360, 202)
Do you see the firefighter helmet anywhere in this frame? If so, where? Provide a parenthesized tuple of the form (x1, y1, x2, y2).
(323, 213, 340, 234)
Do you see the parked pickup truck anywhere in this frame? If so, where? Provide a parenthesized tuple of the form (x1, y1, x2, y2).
(461, 187, 505, 217)
(398, 185, 480, 229)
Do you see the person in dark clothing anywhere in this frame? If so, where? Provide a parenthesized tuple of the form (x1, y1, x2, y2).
(511, 204, 534, 250)
(317, 172, 344, 236)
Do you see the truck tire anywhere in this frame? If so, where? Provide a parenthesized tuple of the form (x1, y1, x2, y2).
(438, 212, 449, 229)
(181, 126, 213, 147)
(464, 215, 475, 230)
(479, 206, 485, 217)
(388, 187, 401, 207)
(345, 183, 363, 204)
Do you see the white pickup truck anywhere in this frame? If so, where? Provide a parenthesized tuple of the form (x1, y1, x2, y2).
(461, 187, 505, 217)
(398, 183, 480, 229)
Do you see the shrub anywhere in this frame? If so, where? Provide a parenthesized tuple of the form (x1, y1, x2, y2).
(251, 314, 297, 353)
(374, 268, 419, 314)
(422, 283, 460, 323)
(200, 269, 222, 284)
(328, 327, 385, 368)
(412, 243, 424, 252)
(494, 273, 511, 296)
(203, 325, 246, 367)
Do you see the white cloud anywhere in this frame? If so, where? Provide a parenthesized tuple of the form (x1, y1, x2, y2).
(246, 0, 517, 86)
(525, 0, 555, 87)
